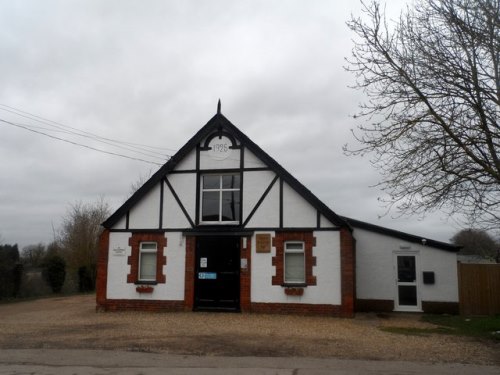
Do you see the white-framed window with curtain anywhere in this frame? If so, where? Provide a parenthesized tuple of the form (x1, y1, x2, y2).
(138, 242, 157, 281)
(284, 241, 305, 284)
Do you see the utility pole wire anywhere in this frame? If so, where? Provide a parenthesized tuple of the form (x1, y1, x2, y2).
(0, 118, 165, 166)
(0, 103, 178, 156)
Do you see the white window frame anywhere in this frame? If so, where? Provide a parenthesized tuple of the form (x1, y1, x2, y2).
(138, 242, 157, 282)
(284, 241, 305, 284)
(200, 174, 240, 224)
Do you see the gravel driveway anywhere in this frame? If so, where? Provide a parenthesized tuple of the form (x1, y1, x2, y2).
(0, 295, 498, 365)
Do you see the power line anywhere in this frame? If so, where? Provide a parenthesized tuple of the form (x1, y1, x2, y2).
(0, 103, 178, 158)
(0, 118, 165, 166)
(0, 103, 267, 167)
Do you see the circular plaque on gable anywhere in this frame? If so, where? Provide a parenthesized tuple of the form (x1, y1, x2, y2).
(208, 136, 233, 161)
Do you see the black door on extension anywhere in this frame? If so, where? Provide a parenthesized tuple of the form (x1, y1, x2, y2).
(194, 237, 240, 311)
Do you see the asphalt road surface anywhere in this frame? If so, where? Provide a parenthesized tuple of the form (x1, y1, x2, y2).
(0, 349, 498, 375)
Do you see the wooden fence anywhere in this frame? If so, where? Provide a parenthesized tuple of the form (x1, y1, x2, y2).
(458, 263, 500, 315)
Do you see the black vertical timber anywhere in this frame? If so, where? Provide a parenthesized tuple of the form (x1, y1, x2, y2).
(239, 145, 244, 225)
(195, 144, 201, 225)
(279, 177, 284, 229)
(125, 211, 129, 230)
(316, 210, 321, 229)
(159, 179, 164, 229)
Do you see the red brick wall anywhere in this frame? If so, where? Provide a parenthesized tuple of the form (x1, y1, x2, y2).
(271, 231, 317, 286)
(340, 227, 355, 317)
(127, 233, 167, 284)
(96, 229, 110, 311)
(184, 235, 196, 311)
(251, 302, 341, 316)
(100, 299, 184, 312)
(240, 236, 252, 312)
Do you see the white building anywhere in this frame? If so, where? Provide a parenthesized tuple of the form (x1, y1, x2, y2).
(96, 108, 459, 315)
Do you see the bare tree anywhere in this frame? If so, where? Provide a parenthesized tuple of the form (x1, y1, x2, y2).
(345, 0, 500, 228)
(59, 198, 110, 290)
(21, 243, 46, 267)
(128, 170, 153, 197)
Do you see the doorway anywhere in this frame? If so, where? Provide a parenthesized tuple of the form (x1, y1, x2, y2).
(194, 236, 240, 311)
(395, 254, 421, 311)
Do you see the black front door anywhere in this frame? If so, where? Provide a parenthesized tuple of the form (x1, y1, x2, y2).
(194, 236, 240, 311)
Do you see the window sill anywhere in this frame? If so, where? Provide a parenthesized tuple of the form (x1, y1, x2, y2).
(135, 281, 158, 285)
(281, 283, 307, 288)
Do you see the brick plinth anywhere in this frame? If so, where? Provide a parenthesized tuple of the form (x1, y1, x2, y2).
(99, 299, 185, 312)
(251, 302, 341, 316)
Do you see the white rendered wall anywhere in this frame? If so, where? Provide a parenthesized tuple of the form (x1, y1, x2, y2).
(167, 173, 196, 225)
(106, 232, 185, 301)
(244, 149, 267, 169)
(128, 184, 161, 229)
(111, 215, 127, 230)
(251, 231, 341, 305)
(106, 232, 131, 298)
(245, 182, 280, 228)
(242, 170, 276, 223)
(320, 215, 335, 228)
(282, 183, 317, 227)
(355, 228, 458, 303)
(174, 150, 196, 171)
(420, 248, 458, 302)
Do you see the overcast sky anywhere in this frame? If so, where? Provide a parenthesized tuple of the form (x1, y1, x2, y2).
(0, 0, 464, 249)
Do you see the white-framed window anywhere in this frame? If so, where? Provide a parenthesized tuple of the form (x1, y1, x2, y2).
(201, 174, 241, 223)
(139, 242, 157, 281)
(284, 241, 305, 284)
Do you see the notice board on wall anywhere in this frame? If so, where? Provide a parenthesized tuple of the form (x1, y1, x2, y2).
(256, 234, 271, 253)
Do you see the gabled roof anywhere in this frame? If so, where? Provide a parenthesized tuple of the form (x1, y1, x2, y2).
(102, 111, 350, 229)
(342, 216, 460, 252)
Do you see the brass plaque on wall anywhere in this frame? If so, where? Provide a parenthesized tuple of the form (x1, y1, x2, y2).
(256, 234, 271, 253)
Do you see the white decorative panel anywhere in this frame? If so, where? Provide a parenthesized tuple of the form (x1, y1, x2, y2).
(128, 184, 161, 229)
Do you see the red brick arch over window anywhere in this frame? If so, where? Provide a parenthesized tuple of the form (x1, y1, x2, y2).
(127, 233, 167, 284)
(272, 231, 317, 286)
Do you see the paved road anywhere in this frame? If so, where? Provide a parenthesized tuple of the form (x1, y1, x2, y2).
(0, 349, 498, 375)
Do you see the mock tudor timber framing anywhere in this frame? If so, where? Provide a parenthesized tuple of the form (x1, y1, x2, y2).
(102, 113, 348, 231)
(98, 108, 460, 316)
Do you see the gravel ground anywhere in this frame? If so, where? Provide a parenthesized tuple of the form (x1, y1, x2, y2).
(0, 295, 498, 365)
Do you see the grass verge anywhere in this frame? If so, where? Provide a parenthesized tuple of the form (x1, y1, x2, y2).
(381, 315, 500, 341)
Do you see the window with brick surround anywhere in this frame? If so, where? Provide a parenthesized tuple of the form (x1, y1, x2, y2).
(139, 242, 157, 281)
(127, 233, 167, 284)
(272, 232, 316, 287)
(284, 242, 305, 284)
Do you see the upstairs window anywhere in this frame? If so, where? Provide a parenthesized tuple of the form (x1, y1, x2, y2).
(201, 174, 240, 223)
(139, 242, 157, 281)
(284, 242, 305, 284)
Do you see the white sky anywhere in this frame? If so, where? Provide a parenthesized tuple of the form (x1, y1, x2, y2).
(0, 0, 464, 249)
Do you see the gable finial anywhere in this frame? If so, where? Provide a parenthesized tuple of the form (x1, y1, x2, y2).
(217, 99, 221, 114)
